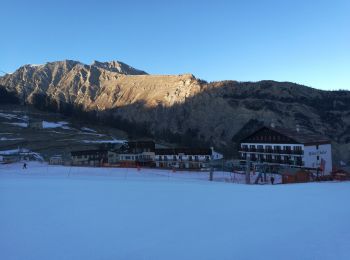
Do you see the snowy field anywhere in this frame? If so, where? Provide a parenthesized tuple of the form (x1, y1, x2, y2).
(0, 163, 349, 260)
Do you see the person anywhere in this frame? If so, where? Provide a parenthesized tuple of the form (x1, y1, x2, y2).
(270, 176, 275, 185)
(23, 163, 27, 169)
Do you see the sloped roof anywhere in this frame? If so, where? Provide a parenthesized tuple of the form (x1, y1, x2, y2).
(272, 126, 330, 145)
(155, 148, 212, 156)
(241, 126, 330, 145)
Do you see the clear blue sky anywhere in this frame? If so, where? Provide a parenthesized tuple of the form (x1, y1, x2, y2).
(0, 0, 349, 90)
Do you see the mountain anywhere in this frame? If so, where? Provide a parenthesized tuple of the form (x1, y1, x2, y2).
(1, 60, 350, 163)
(91, 60, 148, 75)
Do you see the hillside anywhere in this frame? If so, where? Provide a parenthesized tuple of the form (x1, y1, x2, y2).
(1, 60, 350, 163)
(0, 104, 127, 159)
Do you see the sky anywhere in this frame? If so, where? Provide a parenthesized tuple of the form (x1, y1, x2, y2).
(0, 0, 349, 90)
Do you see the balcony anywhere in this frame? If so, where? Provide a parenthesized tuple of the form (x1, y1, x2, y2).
(292, 150, 304, 155)
(240, 148, 304, 156)
(280, 149, 292, 154)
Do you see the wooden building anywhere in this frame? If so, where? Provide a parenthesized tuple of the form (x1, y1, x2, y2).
(280, 168, 312, 184)
(332, 167, 350, 181)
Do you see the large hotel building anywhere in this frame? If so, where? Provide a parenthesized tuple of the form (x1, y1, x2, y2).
(239, 126, 332, 175)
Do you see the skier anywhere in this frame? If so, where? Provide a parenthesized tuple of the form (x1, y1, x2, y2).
(23, 163, 27, 169)
(270, 176, 275, 185)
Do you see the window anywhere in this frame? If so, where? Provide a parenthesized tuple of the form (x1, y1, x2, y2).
(317, 156, 319, 161)
(316, 145, 319, 150)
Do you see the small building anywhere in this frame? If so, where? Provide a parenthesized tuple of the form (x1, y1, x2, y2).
(0, 154, 20, 164)
(280, 168, 312, 184)
(49, 155, 63, 165)
(155, 147, 221, 169)
(332, 167, 350, 181)
(0, 149, 25, 164)
(71, 150, 108, 166)
(239, 126, 332, 175)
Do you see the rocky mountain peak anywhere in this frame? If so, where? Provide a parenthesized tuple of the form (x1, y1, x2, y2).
(91, 60, 148, 75)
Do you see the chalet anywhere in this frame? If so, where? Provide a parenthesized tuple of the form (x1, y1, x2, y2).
(239, 126, 332, 175)
(71, 150, 108, 166)
(155, 147, 223, 169)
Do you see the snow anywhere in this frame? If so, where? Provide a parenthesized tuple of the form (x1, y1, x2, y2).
(0, 148, 29, 155)
(42, 121, 71, 129)
(81, 127, 97, 133)
(0, 163, 349, 260)
(5, 122, 28, 127)
(82, 139, 126, 144)
(0, 112, 19, 120)
(0, 137, 23, 141)
(29, 64, 44, 67)
(0, 112, 27, 121)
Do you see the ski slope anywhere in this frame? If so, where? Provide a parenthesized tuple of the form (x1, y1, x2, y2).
(0, 163, 349, 260)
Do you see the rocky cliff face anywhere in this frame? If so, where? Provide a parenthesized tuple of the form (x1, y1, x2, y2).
(1, 60, 350, 163)
(0, 60, 201, 109)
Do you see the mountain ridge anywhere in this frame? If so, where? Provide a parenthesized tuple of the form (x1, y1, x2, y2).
(1, 60, 350, 163)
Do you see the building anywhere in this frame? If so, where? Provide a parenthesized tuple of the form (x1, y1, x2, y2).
(280, 168, 312, 184)
(70, 142, 223, 169)
(49, 155, 63, 165)
(107, 141, 155, 167)
(332, 167, 350, 181)
(239, 126, 332, 175)
(155, 147, 222, 169)
(0, 154, 20, 164)
(71, 150, 108, 166)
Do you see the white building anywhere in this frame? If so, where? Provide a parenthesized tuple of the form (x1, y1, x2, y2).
(239, 126, 332, 175)
(155, 147, 223, 169)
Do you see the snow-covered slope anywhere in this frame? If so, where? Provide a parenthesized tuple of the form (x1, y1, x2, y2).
(0, 163, 349, 260)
